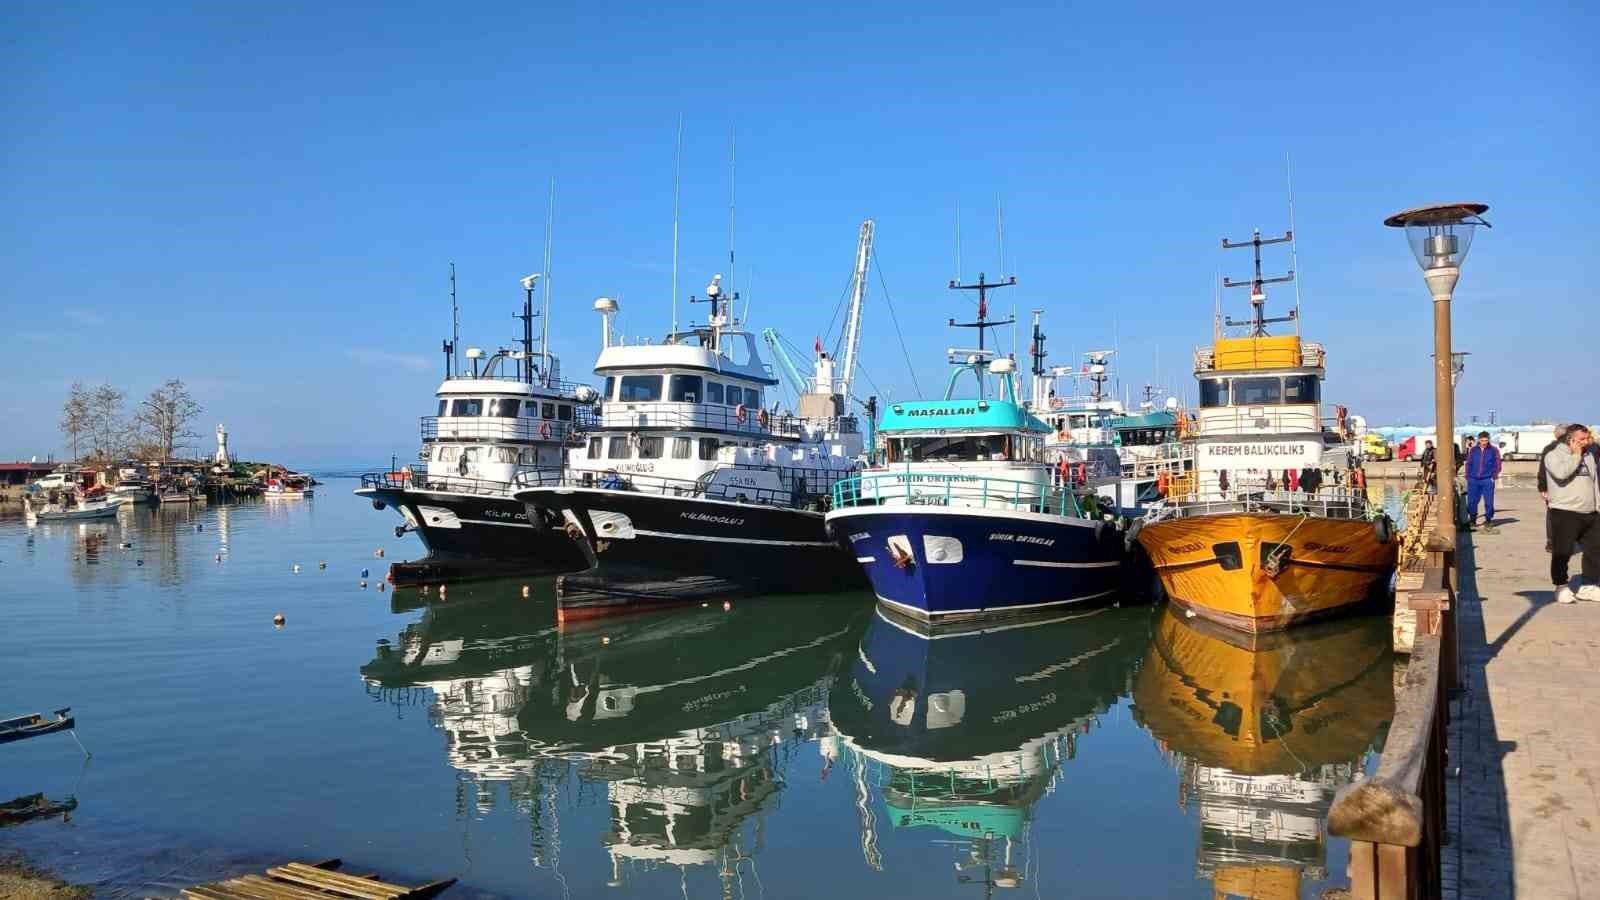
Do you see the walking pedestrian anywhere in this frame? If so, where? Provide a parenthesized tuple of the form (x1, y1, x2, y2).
(1545, 424, 1600, 603)
(1465, 430, 1503, 531)
(1420, 440, 1437, 493)
(1539, 424, 1570, 553)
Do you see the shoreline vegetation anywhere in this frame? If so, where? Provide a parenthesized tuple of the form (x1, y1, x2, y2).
(0, 854, 92, 900)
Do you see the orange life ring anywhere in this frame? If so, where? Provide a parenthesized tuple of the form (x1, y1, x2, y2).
(757, 409, 771, 430)
(736, 404, 748, 424)
(540, 420, 552, 440)
(1157, 470, 1171, 496)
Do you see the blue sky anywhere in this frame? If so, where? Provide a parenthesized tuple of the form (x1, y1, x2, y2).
(3, 1, 1593, 466)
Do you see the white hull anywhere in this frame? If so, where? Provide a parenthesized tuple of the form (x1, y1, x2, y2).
(25, 497, 124, 521)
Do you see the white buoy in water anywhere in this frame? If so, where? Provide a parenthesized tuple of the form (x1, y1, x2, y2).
(319, 561, 327, 570)
(360, 580, 368, 589)
(292, 564, 301, 573)
(601, 636, 610, 645)
(375, 548, 385, 558)
(273, 613, 285, 627)
(521, 585, 530, 598)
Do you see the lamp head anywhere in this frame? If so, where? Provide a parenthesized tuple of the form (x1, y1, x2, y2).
(521, 273, 542, 291)
(1384, 203, 1490, 272)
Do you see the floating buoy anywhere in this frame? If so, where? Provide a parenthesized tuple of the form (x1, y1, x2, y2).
(439, 585, 448, 597)
(601, 636, 610, 645)
(701, 602, 709, 608)
(722, 601, 732, 611)
(360, 580, 368, 589)
(360, 568, 369, 579)
(319, 561, 327, 570)
(292, 564, 301, 573)
(273, 613, 285, 627)
(375, 548, 385, 558)
(120, 541, 132, 549)
(521, 585, 530, 598)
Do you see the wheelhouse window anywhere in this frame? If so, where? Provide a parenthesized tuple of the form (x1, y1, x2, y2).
(1283, 375, 1321, 404)
(541, 402, 556, 419)
(706, 382, 724, 404)
(587, 437, 602, 460)
(698, 438, 720, 460)
(437, 400, 447, 416)
(1199, 379, 1229, 408)
(450, 398, 484, 417)
(493, 447, 518, 464)
(619, 375, 663, 402)
(888, 434, 1010, 463)
(557, 405, 574, 421)
(669, 375, 703, 403)
(607, 436, 630, 459)
(745, 388, 762, 409)
(603, 376, 616, 401)
(672, 437, 693, 459)
(437, 446, 459, 462)
(638, 436, 664, 459)
(487, 398, 520, 418)
(1232, 377, 1282, 406)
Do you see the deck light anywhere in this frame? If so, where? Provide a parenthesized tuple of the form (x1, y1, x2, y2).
(1384, 203, 1490, 543)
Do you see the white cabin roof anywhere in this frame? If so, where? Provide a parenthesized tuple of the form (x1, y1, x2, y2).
(594, 334, 777, 386)
(435, 378, 574, 399)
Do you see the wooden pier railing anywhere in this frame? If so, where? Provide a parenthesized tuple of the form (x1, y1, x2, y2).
(1328, 552, 1458, 899)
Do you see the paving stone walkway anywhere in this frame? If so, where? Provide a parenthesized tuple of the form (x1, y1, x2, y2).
(1449, 485, 1600, 899)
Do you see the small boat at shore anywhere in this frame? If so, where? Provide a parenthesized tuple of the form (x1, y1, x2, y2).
(158, 488, 206, 504)
(264, 473, 315, 499)
(23, 493, 123, 522)
(0, 708, 76, 745)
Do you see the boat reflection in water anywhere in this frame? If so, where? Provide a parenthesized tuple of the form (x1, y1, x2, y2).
(825, 605, 1152, 891)
(1132, 606, 1394, 899)
(361, 584, 867, 893)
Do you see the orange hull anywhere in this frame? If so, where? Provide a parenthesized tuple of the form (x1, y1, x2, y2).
(1137, 512, 1396, 633)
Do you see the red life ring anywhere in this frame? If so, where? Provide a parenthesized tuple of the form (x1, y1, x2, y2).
(757, 409, 771, 430)
(736, 404, 748, 424)
(540, 420, 552, 440)
(1074, 462, 1087, 483)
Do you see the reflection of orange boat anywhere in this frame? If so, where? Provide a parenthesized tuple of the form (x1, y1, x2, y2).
(1135, 227, 1397, 633)
(1134, 606, 1394, 899)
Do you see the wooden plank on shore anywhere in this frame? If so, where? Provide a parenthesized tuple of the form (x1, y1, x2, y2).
(267, 864, 407, 899)
(238, 874, 358, 900)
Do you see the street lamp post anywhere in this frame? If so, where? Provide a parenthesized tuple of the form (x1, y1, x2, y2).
(1384, 203, 1491, 546)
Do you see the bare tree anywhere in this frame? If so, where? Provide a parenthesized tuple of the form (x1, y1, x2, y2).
(87, 384, 127, 460)
(59, 382, 90, 461)
(135, 379, 202, 461)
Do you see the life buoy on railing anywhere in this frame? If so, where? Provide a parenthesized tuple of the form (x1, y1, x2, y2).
(539, 420, 552, 440)
(1056, 458, 1070, 483)
(757, 409, 771, 430)
(1074, 462, 1087, 484)
(1157, 470, 1171, 497)
(735, 404, 748, 424)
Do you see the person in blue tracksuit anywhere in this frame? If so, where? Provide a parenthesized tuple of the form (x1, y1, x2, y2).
(1465, 430, 1503, 531)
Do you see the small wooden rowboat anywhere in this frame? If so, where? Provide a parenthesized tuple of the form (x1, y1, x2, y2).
(0, 708, 76, 745)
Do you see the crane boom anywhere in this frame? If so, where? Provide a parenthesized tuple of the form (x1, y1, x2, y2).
(838, 219, 873, 402)
(760, 328, 811, 399)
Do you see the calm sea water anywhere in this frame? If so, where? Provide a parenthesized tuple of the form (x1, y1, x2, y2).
(1, 480, 1397, 898)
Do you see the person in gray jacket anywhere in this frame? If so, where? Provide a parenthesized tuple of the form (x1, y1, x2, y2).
(1545, 424, 1600, 603)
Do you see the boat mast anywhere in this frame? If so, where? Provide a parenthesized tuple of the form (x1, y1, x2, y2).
(449, 262, 460, 377)
(947, 272, 1016, 353)
(1221, 227, 1296, 337)
(518, 274, 540, 385)
(1029, 308, 1048, 409)
(838, 219, 874, 402)
(947, 272, 1016, 400)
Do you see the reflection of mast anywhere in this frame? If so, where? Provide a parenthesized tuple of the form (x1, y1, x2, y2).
(849, 748, 883, 871)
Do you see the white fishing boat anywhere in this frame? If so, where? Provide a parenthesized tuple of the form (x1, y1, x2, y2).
(263, 474, 314, 499)
(24, 492, 124, 522)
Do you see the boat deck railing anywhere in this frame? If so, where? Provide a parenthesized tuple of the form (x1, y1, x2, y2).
(360, 468, 560, 497)
(422, 416, 586, 445)
(598, 402, 857, 440)
(514, 463, 850, 510)
(1151, 480, 1379, 521)
(832, 471, 1083, 517)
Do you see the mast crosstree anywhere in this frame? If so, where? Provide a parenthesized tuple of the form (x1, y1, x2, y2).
(1221, 228, 1296, 337)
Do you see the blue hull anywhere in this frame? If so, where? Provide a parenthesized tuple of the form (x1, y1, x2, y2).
(826, 507, 1126, 622)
